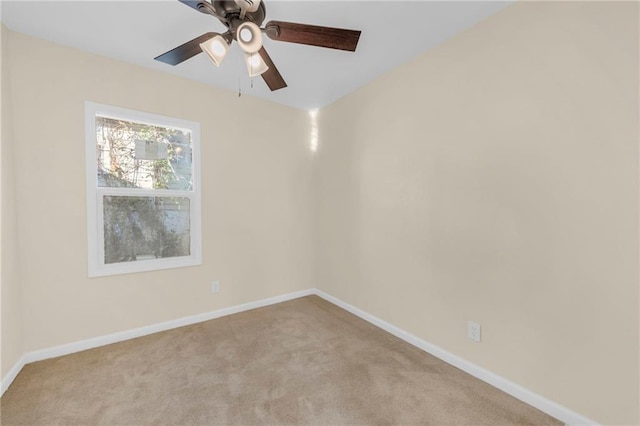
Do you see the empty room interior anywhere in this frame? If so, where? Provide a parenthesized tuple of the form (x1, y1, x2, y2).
(0, 0, 638, 425)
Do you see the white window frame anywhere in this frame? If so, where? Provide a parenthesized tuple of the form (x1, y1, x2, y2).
(85, 101, 202, 277)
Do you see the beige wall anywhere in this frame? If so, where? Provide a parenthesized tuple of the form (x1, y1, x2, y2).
(3, 30, 313, 355)
(314, 2, 639, 424)
(1, 24, 24, 380)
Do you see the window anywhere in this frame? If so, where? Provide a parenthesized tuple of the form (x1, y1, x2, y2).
(85, 102, 201, 277)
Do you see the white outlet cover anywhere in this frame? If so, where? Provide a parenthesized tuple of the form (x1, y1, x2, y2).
(468, 321, 481, 342)
(211, 281, 220, 293)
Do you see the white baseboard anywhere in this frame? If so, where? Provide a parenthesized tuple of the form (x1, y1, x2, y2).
(1, 287, 596, 426)
(1, 354, 27, 395)
(1, 289, 314, 395)
(313, 289, 597, 426)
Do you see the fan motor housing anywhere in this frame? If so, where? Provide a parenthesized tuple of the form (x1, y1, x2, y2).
(212, 0, 266, 26)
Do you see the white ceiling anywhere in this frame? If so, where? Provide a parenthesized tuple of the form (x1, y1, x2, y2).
(0, 0, 511, 110)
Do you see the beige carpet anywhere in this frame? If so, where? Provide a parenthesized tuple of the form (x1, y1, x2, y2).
(1, 296, 560, 425)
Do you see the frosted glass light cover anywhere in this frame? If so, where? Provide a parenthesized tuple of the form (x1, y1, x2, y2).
(244, 52, 269, 77)
(236, 22, 263, 54)
(200, 35, 229, 67)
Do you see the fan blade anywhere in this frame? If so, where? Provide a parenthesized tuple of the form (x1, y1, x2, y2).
(155, 32, 218, 65)
(265, 21, 361, 52)
(258, 47, 287, 91)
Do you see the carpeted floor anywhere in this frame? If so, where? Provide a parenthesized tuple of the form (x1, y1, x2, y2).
(1, 295, 561, 425)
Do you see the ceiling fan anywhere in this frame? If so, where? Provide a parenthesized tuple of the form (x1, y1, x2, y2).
(155, 0, 362, 91)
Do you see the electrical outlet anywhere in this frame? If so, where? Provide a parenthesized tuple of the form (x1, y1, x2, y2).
(468, 321, 481, 342)
(211, 281, 220, 293)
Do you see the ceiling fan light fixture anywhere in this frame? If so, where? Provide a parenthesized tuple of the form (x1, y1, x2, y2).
(200, 35, 229, 67)
(244, 52, 269, 77)
(236, 21, 263, 54)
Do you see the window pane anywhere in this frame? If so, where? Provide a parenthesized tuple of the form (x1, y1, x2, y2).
(96, 116, 193, 190)
(103, 196, 191, 265)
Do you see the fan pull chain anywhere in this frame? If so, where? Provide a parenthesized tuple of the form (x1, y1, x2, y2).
(249, 56, 254, 89)
(238, 53, 242, 97)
